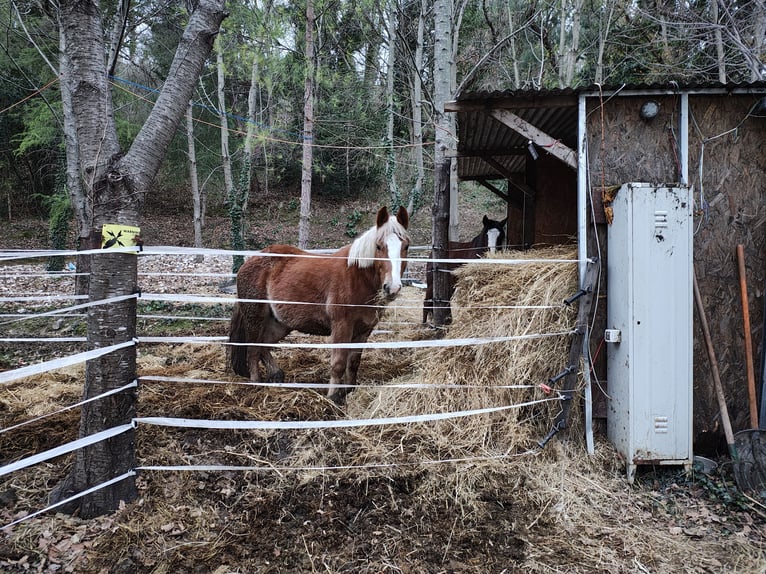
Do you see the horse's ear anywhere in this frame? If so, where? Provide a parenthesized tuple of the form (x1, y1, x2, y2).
(500, 217, 508, 228)
(396, 206, 409, 229)
(376, 206, 390, 228)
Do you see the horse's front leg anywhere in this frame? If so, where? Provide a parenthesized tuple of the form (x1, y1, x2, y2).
(345, 328, 373, 389)
(327, 328, 373, 404)
(260, 316, 290, 383)
(328, 346, 350, 404)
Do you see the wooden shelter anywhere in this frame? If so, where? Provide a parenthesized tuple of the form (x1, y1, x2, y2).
(445, 83, 766, 450)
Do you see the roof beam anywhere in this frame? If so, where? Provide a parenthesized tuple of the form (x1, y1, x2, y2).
(490, 109, 577, 170)
(445, 95, 577, 111)
(446, 146, 527, 159)
(480, 156, 532, 197)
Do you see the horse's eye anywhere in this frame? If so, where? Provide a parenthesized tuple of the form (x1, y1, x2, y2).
(376, 243, 384, 251)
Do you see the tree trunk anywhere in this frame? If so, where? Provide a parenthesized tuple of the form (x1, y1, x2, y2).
(385, 2, 399, 208)
(407, 0, 427, 216)
(448, 0, 465, 242)
(57, 12, 90, 296)
(750, 1, 766, 82)
(244, 52, 260, 202)
(53, 0, 226, 518)
(298, 0, 315, 249)
(711, 1, 726, 83)
(187, 101, 204, 260)
(432, 0, 453, 327)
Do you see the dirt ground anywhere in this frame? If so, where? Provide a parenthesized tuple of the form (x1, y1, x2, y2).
(2, 197, 766, 573)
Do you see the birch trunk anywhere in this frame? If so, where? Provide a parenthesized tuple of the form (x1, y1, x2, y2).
(187, 102, 204, 260)
(298, 0, 315, 249)
(407, 0, 426, 215)
(385, 2, 399, 208)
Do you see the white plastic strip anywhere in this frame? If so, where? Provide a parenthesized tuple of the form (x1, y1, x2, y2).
(139, 374, 536, 391)
(1, 246, 139, 261)
(0, 424, 135, 477)
(138, 314, 226, 322)
(140, 292, 415, 310)
(0, 340, 136, 385)
(2, 471, 136, 530)
(138, 246, 579, 266)
(0, 337, 86, 343)
(135, 397, 556, 431)
(0, 293, 139, 326)
(2, 245, 577, 266)
(139, 330, 572, 350)
(0, 295, 88, 302)
(137, 292, 562, 311)
(140, 272, 236, 278)
(0, 272, 86, 279)
(0, 381, 138, 436)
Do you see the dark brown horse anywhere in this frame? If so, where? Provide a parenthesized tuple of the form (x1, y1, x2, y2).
(228, 206, 410, 403)
(423, 215, 506, 324)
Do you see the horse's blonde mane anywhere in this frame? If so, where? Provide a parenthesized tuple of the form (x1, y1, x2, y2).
(347, 215, 409, 268)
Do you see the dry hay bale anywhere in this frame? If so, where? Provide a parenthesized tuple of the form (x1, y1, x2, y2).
(284, 246, 582, 491)
(357, 245, 579, 453)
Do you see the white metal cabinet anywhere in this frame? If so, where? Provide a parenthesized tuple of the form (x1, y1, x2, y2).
(606, 183, 693, 482)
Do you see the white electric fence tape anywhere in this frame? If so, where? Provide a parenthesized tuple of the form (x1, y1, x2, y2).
(139, 330, 573, 349)
(140, 374, 537, 391)
(0, 337, 86, 343)
(135, 396, 556, 431)
(2, 471, 137, 530)
(0, 293, 139, 326)
(0, 295, 88, 302)
(0, 381, 138, 435)
(0, 423, 135, 478)
(0, 339, 136, 385)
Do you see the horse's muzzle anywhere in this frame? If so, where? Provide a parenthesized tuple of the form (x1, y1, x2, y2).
(383, 282, 402, 299)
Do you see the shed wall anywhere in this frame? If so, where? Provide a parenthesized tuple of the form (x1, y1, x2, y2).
(586, 93, 766, 445)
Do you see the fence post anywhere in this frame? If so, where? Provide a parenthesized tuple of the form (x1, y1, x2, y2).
(432, 159, 451, 327)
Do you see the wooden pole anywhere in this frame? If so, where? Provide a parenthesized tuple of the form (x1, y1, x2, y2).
(736, 244, 759, 428)
(693, 270, 737, 455)
(432, 159, 451, 327)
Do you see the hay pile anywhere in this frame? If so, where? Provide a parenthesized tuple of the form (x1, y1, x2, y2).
(360, 245, 580, 454)
(278, 246, 582, 503)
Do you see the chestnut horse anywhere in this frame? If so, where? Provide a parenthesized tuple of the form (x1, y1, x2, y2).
(423, 215, 506, 324)
(228, 206, 410, 403)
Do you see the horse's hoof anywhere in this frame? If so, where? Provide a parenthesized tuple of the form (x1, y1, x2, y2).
(327, 391, 346, 406)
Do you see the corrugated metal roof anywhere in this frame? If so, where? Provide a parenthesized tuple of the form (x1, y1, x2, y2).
(447, 82, 766, 181)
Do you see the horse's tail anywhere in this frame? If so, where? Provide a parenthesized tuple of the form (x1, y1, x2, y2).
(228, 302, 251, 378)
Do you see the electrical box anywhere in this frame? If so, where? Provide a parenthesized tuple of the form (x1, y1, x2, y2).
(606, 183, 693, 482)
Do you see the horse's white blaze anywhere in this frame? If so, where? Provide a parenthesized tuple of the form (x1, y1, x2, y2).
(487, 228, 501, 254)
(385, 234, 404, 295)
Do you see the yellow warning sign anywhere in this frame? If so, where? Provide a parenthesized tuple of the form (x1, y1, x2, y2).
(101, 224, 142, 250)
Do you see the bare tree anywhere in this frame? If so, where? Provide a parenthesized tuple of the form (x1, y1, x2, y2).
(186, 101, 204, 260)
(298, 0, 315, 249)
(51, 0, 226, 518)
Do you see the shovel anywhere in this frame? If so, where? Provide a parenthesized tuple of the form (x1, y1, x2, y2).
(732, 245, 766, 492)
